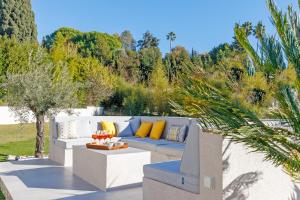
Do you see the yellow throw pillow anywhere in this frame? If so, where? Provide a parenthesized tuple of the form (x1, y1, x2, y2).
(150, 120, 166, 140)
(101, 121, 116, 136)
(135, 122, 153, 138)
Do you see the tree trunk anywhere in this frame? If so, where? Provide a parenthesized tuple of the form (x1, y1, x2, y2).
(35, 114, 45, 158)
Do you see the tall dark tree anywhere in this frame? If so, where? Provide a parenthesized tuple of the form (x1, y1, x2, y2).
(0, 0, 37, 41)
(139, 47, 162, 82)
(164, 46, 191, 81)
(166, 32, 176, 52)
(137, 31, 159, 49)
(209, 43, 233, 64)
(120, 30, 136, 51)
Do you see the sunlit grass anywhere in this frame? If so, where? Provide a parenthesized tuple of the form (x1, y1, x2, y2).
(0, 123, 49, 161)
(0, 190, 4, 200)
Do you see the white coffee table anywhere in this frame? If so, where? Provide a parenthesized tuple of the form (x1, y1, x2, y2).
(73, 145, 151, 191)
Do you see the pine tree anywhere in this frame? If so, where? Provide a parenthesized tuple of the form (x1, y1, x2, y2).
(0, 0, 37, 41)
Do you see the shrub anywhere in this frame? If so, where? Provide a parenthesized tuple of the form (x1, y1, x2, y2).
(123, 85, 149, 115)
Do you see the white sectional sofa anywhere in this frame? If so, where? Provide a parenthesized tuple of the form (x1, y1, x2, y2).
(49, 116, 300, 200)
(49, 115, 223, 199)
(143, 121, 223, 200)
(49, 116, 192, 166)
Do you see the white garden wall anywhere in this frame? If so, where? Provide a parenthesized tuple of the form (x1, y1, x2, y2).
(0, 106, 103, 124)
(223, 140, 300, 200)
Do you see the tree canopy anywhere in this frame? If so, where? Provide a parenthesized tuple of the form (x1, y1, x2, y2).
(137, 31, 160, 49)
(43, 27, 122, 65)
(0, 0, 37, 41)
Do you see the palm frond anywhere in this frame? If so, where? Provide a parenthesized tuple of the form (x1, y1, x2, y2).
(234, 24, 261, 67)
(172, 77, 300, 177)
(268, 0, 300, 77)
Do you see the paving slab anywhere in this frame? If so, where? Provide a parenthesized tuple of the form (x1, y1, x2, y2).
(0, 159, 142, 200)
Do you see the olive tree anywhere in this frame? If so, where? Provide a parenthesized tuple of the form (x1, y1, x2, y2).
(3, 48, 77, 158)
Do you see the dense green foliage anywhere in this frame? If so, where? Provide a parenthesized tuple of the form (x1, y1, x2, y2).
(0, 0, 37, 41)
(43, 27, 122, 65)
(0, 37, 39, 104)
(0, 24, 282, 116)
(137, 31, 160, 49)
(0, 1, 292, 118)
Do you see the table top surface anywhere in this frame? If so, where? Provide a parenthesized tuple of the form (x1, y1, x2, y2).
(73, 145, 150, 156)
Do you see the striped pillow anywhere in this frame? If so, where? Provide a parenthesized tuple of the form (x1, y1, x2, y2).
(166, 126, 187, 142)
(57, 120, 78, 139)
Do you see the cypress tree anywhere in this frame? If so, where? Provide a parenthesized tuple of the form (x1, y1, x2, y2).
(0, 0, 37, 41)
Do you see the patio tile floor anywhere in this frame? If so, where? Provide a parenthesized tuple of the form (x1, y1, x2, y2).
(0, 159, 142, 200)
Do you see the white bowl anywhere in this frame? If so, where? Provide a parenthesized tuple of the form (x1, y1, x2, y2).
(117, 142, 125, 146)
(110, 137, 121, 143)
(108, 143, 114, 148)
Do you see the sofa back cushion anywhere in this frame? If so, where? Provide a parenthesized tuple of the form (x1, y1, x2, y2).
(55, 116, 133, 138)
(129, 117, 141, 133)
(140, 116, 191, 140)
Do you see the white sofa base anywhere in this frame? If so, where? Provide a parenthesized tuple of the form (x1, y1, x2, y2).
(49, 143, 73, 167)
(49, 144, 181, 167)
(151, 151, 181, 163)
(143, 177, 211, 200)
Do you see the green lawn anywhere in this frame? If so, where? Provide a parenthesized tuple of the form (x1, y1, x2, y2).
(0, 123, 49, 199)
(0, 123, 49, 161)
(0, 191, 4, 200)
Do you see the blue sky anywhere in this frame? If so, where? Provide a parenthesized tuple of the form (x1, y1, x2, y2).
(32, 0, 297, 54)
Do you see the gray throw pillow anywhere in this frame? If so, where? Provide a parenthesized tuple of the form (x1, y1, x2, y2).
(178, 126, 188, 142)
(129, 117, 141, 134)
(166, 125, 187, 143)
(115, 121, 134, 137)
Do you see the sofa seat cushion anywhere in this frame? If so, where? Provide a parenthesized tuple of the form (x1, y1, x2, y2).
(144, 161, 199, 194)
(54, 138, 93, 149)
(156, 143, 185, 158)
(121, 137, 175, 152)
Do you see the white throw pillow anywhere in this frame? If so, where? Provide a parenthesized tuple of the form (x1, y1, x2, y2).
(57, 120, 78, 139)
(115, 121, 134, 137)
